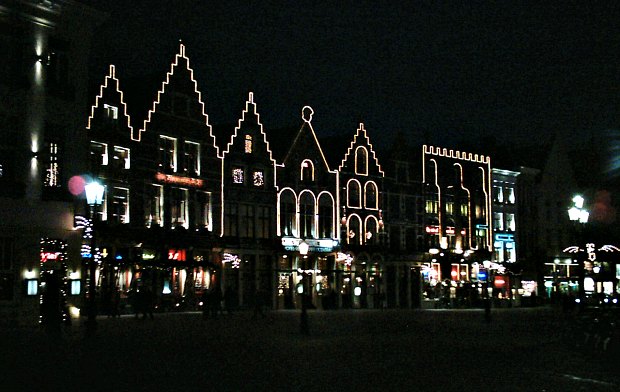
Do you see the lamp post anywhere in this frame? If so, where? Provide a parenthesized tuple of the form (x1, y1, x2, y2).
(567, 194, 589, 305)
(84, 181, 104, 333)
(299, 240, 310, 335)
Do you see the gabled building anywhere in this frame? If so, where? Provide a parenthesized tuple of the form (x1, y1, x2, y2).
(275, 107, 340, 309)
(220, 92, 278, 308)
(338, 123, 386, 308)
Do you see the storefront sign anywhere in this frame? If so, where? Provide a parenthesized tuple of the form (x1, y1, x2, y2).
(425, 226, 439, 234)
(168, 249, 186, 261)
(156, 173, 204, 188)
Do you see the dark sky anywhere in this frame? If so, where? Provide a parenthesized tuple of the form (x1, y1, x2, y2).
(88, 1, 620, 149)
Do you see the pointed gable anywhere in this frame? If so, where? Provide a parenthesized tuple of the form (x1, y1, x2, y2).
(139, 43, 220, 157)
(283, 106, 332, 172)
(338, 122, 385, 177)
(86, 64, 134, 138)
(223, 92, 276, 165)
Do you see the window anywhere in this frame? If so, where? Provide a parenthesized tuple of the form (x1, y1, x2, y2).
(347, 180, 361, 208)
(245, 134, 253, 154)
(112, 146, 130, 170)
(171, 187, 188, 229)
(253, 171, 264, 187)
(318, 195, 333, 239)
(280, 191, 296, 236)
(26, 279, 38, 296)
(224, 203, 239, 237)
(493, 185, 503, 203)
(493, 212, 504, 231)
(233, 168, 244, 184)
(301, 160, 314, 181)
(364, 182, 378, 210)
(197, 191, 212, 230)
(257, 206, 271, 239)
(299, 193, 315, 238)
(158, 136, 177, 172)
(145, 184, 163, 227)
(347, 215, 362, 245)
(425, 199, 438, 214)
(90, 141, 108, 167)
(239, 204, 255, 238)
(507, 187, 516, 204)
(103, 104, 118, 120)
(70, 280, 81, 295)
(184, 141, 200, 176)
(110, 187, 129, 224)
(506, 213, 515, 231)
(355, 147, 368, 175)
(460, 203, 469, 216)
(494, 241, 505, 263)
(365, 217, 378, 245)
(446, 201, 454, 215)
(43, 142, 60, 188)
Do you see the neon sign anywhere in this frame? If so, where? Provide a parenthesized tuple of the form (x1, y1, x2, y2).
(168, 249, 187, 261)
(40, 252, 61, 262)
(156, 173, 204, 188)
(425, 226, 439, 234)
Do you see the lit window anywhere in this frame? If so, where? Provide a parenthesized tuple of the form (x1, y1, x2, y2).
(506, 213, 515, 231)
(26, 279, 38, 296)
(158, 136, 177, 172)
(171, 187, 189, 229)
(233, 168, 244, 184)
(253, 171, 264, 187)
(301, 160, 314, 181)
(0, 163, 3, 177)
(184, 141, 200, 176)
(113, 146, 130, 169)
(507, 187, 515, 204)
(245, 134, 252, 154)
(70, 280, 81, 295)
(90, 141, 108, 166)
(198, 191, 212, 230)
(111, 187, 129, 224)
(103, 104, 118, 120)
(145, 184, 163, 228)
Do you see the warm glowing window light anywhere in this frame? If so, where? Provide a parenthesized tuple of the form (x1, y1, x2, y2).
(245, 134, 253, 153)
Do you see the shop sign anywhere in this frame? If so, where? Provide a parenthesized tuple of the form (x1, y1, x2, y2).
(168, 249, 186, 261)
(425, 225, 439, 234)
(40, 252, 61, 263)
(155, 172, 204, 188)
(494, 276, 507, 288)
(142, 249, 156, 261)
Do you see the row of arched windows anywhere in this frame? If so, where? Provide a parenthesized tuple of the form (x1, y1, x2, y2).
(347, 179, 378, 209)
(279, 189, 334, 239)
(346, 214, 379, 245)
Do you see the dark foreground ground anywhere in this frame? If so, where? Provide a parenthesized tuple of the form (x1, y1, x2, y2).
(1, 306, 618, 391)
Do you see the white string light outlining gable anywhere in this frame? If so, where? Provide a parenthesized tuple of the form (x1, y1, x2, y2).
(338, 122, 385, 176)
(139, 43, 220, 156)
(86, 64, 134, 136)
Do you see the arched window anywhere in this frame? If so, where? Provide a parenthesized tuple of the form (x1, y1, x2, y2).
(355, 146, 368, 175)
(347, 179, 361, 208)
(301, 160, 314, 181)
(347, 215, 362, 245)
(279, 190, 296, 236)
(299, 192, 316, 238)
(365, 216, 378, 245)
(364, 182, 378, 210)
(318, 193, 334, 239)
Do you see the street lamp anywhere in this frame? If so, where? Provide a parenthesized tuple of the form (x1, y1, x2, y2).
(84, 180, 104, 333)
(567, 194, 588, 306)
(299, 240, 310, 335)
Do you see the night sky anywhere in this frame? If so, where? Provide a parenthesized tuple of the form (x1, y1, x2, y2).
(88, 1, 620, 150)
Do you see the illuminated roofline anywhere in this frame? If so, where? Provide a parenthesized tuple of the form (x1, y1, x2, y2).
(284, 106, 337, 174)
(339, 123, 385, 176)
(423, 145, 490, 164)
(222, 92, 277, 166)
(86, 64, 134, 135)
(139, 43, 220, 157)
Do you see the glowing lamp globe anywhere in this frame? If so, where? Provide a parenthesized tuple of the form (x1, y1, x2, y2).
(299, 240, 309, 256)
(84, 181, 105, 206)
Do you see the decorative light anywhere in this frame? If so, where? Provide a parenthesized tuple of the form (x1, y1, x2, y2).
(299, 240, 309, 256)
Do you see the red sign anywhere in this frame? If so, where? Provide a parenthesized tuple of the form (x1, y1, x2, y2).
(40, 252, 61, 263)
(425, 226, 439, 234)
(446, 227, 455, 235)
(494, 276, 507, 288)
(168, 249, 187, 261)
(156, 173, 204, 188)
